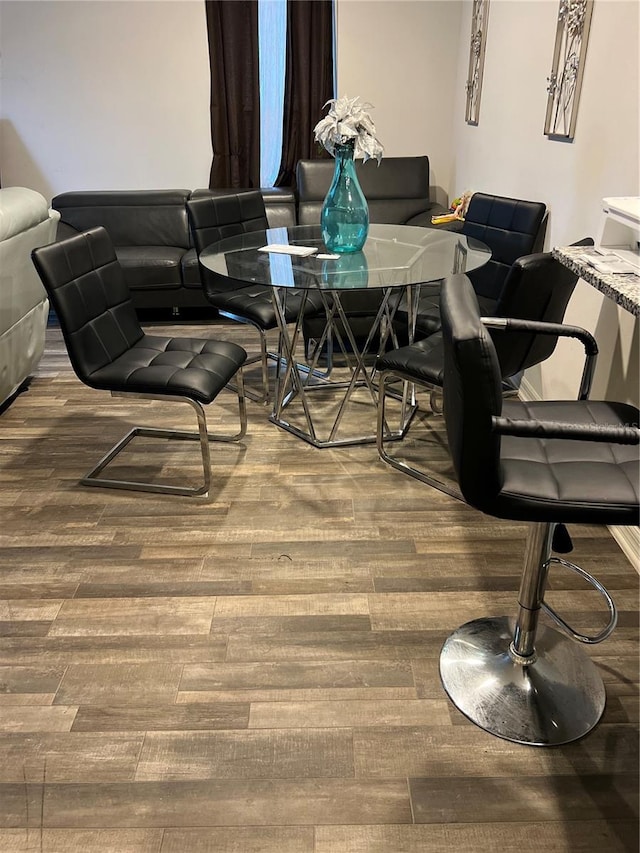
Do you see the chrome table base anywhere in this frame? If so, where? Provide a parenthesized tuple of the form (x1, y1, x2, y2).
(439, 616, 606, 746)
(270, 286, 409, 448)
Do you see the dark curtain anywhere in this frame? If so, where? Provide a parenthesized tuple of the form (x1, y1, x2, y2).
(275, 0, 334, 188)
(205, 1, 261, 188)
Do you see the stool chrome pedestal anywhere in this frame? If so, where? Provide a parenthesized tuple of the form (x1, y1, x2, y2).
(439, 522, 617, 746)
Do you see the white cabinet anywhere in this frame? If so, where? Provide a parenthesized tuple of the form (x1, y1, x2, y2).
(597, 197, 640, 270)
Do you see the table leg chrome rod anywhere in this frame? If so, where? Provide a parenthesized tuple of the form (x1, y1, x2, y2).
(302, 295, 341, 381)
(269, 416, 381, 448)
(271, 287, 318, 442)
(324, 290, 397, 441)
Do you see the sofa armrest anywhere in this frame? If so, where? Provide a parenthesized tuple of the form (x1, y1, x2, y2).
(405, 203, 451, 228)
(56, 221, 82, 240)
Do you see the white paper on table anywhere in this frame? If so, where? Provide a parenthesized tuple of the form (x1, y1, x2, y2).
(259, 244, 318, 257)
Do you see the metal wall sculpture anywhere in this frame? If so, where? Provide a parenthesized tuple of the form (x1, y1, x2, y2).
(544, 0, 594, 140)
(465, 0, 490, 125)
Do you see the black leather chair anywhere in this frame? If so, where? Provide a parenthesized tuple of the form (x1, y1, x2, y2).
(187, 191, 323, 404)
(402, 191, 549, 339)
(376, 249, 586, 496)
(31, 226, 247, 497)
(436, 274, 639, 745)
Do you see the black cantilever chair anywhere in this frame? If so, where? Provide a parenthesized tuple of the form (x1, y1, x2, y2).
(187, 191, 323, 404)
(376, 249, 588, 497)
(436, 274, 639, 746)
(32, 226, 247, 497)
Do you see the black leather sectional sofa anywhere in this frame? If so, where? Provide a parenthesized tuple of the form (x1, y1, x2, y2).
(52, 156, 445, 314)
(51, 188, 293, 312)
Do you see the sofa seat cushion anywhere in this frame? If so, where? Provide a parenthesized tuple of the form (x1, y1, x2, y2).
(405, 206, 453, 228)
(181, 247, 203, 288)
(116, 246, 183, 290)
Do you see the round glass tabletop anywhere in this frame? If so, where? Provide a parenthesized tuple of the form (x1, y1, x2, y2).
(199, 223, 491, 291)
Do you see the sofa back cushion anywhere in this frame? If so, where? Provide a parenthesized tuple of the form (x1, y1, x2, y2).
(51, 190, 192, 249)
(191, 187, 296, 229)
(296, 156, 432, 226)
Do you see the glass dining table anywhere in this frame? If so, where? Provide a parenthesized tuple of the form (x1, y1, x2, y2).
(200, 223, 491, 448)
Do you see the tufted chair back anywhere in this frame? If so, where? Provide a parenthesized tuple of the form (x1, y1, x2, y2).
(440, 274, 504, 508)
(461, 192, 548, 303)
(187, 191, 268, 254)
(31, 226, 144, 385)
(488, 250, 580, 378)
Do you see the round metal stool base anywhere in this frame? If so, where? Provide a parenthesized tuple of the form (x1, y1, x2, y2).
(439, 616, 606, 746)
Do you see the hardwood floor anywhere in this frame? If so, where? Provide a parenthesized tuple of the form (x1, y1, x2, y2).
(0, 317, 637, 852)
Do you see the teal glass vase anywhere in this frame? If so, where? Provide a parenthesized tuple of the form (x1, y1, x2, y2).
(321, 142, 369, 253)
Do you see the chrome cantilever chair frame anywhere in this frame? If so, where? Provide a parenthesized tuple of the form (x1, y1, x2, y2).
(376, 369, 461, 500)
(218, 299, 331, 409)
(214, 306, 277, 407)
(83, 386, 247, 497)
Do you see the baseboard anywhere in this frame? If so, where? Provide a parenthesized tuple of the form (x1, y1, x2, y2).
(608, 526, 640, 573)
(518, 375, 540, 402)
(519, 376, 639, 573)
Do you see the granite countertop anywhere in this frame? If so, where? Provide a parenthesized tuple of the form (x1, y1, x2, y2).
(552, 245, 640, 318)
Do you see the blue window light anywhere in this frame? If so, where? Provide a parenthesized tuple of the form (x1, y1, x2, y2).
(259, 0, 287, 187)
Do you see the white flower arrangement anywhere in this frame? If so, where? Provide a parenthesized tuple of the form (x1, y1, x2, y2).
(313, 95, 384, 164)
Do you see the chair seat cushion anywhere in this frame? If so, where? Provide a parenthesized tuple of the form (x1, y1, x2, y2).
(88, 335, 247, 403)
(206, 285, 323, 330)
(495, 398, 640, 524)
(377, 334, 445, 385)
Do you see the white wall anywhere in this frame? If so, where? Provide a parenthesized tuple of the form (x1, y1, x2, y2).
(450, 0, 639, 404)
(0, 0, 213, 198)
(1, 0, 462, 207)
(336, 0, 463, 207)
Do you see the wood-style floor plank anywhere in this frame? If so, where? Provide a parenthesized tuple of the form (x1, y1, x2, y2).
(313, 822, 639, 853)
(161, 826, 314, 853)
(1, 779, 413, 827)
(0, 317, 636, 850)
(0, 829, 164, 853)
